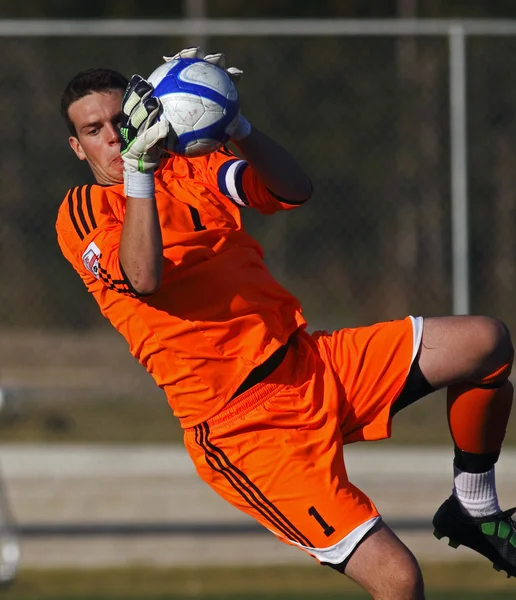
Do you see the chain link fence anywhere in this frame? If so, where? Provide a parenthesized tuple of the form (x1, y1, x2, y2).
(2, 20, 516, 402)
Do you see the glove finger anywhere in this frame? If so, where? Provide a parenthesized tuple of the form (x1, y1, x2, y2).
(122, 75, 144, 115)
(141, 96, 160, 114)
(141, 96, 161, 126)
(124, 74, 153, 99)
(203, 52, 226, 69)
(226, 67, 243, 85)
(132, 77, 154, 101)
(123, 76, 154, 118)
(128, 97, 159, 132)
(127, 74, 144, 89)
(164, 47, 205, 62)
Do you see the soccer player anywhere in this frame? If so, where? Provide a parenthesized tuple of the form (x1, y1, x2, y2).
(56, 48, 516, 600)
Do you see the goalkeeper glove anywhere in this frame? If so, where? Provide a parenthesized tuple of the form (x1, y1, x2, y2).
(163, 47, 243, 85)
(163, 48, 251, 141)
(120, 75, 169, 197)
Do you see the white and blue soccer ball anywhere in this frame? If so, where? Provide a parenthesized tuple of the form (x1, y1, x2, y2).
(147, 57, 240, 158)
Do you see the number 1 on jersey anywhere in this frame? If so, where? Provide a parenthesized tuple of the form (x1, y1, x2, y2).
(188, 206, 206, 232)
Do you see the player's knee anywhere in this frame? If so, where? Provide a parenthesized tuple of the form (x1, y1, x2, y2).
(471, 317, 513, 386)
(475, 317, 512, 359)
(380, 558, 425, 600)
(365, 556, 425, 600)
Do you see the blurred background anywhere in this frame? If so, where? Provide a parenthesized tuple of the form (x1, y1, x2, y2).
(1, 1, 516, 598)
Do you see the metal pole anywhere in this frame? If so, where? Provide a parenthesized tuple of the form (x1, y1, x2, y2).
(449, 25, 470, 315)
(0, 392, 20, 586)
(183, 0, 207, 50)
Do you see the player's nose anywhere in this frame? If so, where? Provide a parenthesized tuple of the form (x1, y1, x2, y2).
(106, 124, 121, 144)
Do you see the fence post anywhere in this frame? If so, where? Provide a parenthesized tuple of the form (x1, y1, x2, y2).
(449, 24, 470, 315)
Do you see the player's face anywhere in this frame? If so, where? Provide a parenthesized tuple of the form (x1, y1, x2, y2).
(68, 90, 124, 185)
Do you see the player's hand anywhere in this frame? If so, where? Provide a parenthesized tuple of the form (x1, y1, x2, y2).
(120, 74, 170, 174)
(163, 47, 243, 85)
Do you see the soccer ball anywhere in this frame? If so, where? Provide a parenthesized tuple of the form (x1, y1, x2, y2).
(147, 57, 240, 158)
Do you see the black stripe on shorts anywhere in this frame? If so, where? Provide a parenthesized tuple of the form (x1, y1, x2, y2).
(195, 421, 313, 548)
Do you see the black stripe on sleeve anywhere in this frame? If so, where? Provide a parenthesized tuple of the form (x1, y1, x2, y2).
(98, 265, 139, 298)
(97, 263, 157, 299)
(67, 187, 85, 240)
(196, 422, 314, 548)
(85, 185, 97, 230)
(76, 185, 91, 236)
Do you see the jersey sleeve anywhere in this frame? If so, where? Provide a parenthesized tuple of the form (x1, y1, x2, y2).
(56, 184, 139, 298)
(198, 147, 309, 215)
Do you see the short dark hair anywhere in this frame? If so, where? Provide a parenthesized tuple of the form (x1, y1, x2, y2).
(61, 68, 129, 136)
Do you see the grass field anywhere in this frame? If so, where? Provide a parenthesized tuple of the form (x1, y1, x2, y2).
(2, 563, 516, 600)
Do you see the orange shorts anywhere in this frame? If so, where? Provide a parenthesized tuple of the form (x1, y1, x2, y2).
(184, 316, 423, 565)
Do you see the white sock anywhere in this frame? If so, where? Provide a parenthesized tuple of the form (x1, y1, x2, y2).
(453, 465, 501, 518)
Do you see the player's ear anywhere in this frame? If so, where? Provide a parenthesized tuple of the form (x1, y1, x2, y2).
(69, 135, 86, 161)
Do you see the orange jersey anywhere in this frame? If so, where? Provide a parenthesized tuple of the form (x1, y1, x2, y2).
(56, 150, 307, 427)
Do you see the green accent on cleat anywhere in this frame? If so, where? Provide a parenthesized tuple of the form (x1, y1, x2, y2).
(482, 522, 496, 536)
(498, 521, 511, 539)
(433, 496, 516, 578)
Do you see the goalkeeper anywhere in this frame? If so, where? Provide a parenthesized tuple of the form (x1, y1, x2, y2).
(56, 48, 516, 600)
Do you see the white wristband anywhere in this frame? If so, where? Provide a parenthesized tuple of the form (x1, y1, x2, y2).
(231, 115, 252, 141)
(124, 170, 155, 198)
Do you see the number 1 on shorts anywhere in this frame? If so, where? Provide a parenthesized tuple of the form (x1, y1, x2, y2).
(308, 506, 335, 537)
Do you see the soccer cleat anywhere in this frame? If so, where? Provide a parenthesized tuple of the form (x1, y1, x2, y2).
(432, 495, 516, 578)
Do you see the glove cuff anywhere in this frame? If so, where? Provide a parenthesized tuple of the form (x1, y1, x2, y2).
(124, 170, 155, 198)
(231, 115, 252, 142)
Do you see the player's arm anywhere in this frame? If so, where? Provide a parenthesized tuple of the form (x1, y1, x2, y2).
(202, 48, 312, 203)
(230, 124, 312, 204)
(119, 75, 169, 295)
(119, 196, 161, 295)
(163, 48, 312, 205)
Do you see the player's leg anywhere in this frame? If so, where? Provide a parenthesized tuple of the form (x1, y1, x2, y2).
(184, 330, 423, 598)
(312, 317, 428, 597)
(417, 316, 513, 471)
(391, 315, 516, 575)
(342, 520, 425, 600)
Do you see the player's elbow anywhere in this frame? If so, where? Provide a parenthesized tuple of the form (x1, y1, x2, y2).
(120, 260, 162, 296)
(135, 280, 161, 296)
(272, 176, 313, 205)
(301, 176, 313, 202)
(131, 272, 162, 296)
(289, 176, 313, 204)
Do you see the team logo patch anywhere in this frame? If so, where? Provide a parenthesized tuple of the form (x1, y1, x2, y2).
(82, 241, 101, 279)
